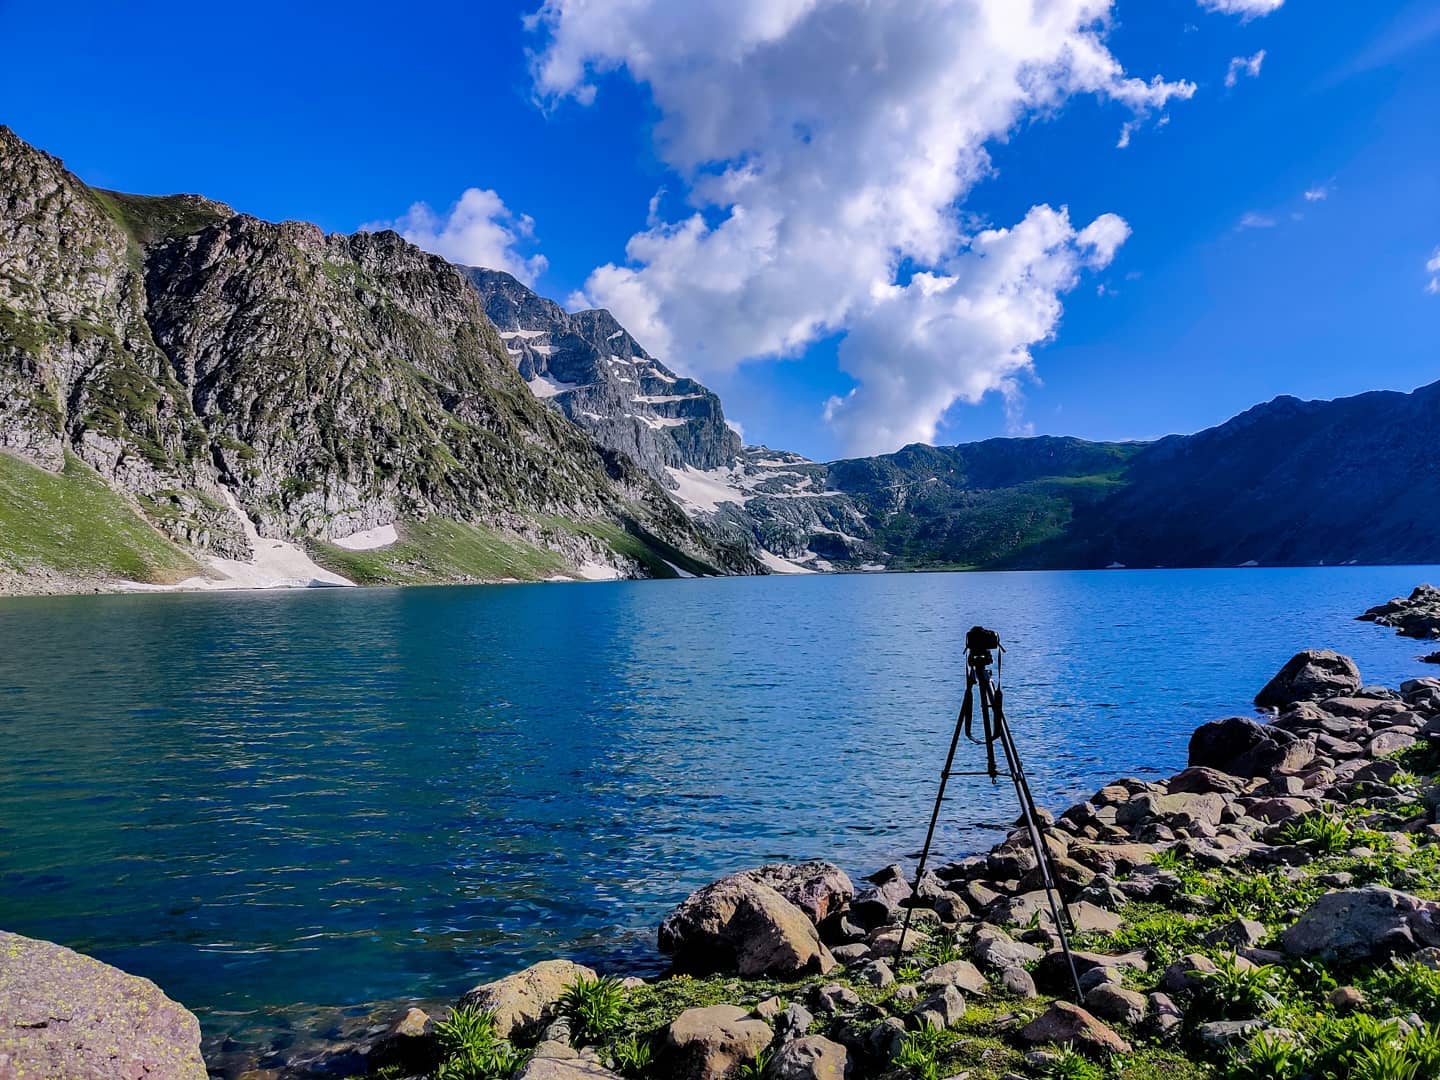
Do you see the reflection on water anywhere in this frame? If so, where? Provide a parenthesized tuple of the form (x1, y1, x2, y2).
(0, 566, 1435, 1051)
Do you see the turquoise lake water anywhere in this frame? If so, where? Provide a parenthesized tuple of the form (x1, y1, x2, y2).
(1, 567, 1437, 1054)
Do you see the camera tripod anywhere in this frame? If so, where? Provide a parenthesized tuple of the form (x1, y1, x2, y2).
(897, 627, 1082, 1001)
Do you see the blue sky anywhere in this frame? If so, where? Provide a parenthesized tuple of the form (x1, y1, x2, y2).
(3, 0, 1436, 461)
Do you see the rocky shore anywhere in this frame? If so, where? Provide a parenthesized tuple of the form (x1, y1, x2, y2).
(9, 648, 1440, 1080)
(1361, 583, 1440, 663)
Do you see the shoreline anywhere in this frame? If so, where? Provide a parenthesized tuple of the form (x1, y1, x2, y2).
(6, 561, 1440, 602)
(164, 644, 1440, 1079)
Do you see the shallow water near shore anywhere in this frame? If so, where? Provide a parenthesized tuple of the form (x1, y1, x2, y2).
(1, 566, 1437, 1061)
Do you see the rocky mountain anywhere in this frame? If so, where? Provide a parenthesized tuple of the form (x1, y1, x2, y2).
(4, 121, 1436, 593)
(647, 385, 1440, 573)
(466, 268, 741, 473)
(0, 125, 752, 591)
(657, 438, 1142, 573)
(1029, 381, 1440, 569)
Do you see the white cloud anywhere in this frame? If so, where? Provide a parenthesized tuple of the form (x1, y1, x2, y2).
(1198, 0, 1284, 19)
(1303, 184, 1331, 202)
(1225, 49, 1267, 87)
(1427, 247, 1440, 294)
(1238, 211, 1277, 229)
(529, 0, 1195, 454)
(724, 417, 746, 441)
(362, 188, 548, 285)
(824, 206, 1128, 454)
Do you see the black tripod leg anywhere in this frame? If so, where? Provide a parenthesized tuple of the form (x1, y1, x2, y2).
(985, 676, 1083, 1002)
(898, 693, 970, 957)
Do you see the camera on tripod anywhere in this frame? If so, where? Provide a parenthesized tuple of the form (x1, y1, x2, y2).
(965, 625, 1001, 663)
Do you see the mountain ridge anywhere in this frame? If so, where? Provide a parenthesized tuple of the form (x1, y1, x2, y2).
(3, 123, 1438, 593)
(0, 124, 753, 591)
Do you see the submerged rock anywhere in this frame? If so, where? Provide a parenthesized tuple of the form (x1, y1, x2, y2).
(0, 929, 206, 1079)
(1360, 585, 1440, 640)
(659, 874, 837, 977)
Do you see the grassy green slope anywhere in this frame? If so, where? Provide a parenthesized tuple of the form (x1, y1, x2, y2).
(310, 514, 724, 586)
(309, 518, 570, 585)
(0, 450, 201, 584)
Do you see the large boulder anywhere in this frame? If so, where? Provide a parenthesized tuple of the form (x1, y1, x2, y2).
(1255, 651, 1362, 709)
(1188, 716, 1312, 778)
(741, 862, 854, 926)
(0, 930, 205, 1079)
(1280, 888, 1440, 964)
(459, 959, 598, 1040)
(662, 1004, 773, 1080)
(660, 875, 836, 977)
(1018, 1001, 1131, 1057)
(765, 1034, 850, 1079)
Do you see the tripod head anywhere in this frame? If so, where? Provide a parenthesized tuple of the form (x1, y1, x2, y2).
(965, 625, 1002, 669)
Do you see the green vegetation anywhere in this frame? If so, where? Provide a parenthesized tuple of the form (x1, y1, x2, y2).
(309, 518, 571, 584)
(560, 975, 630, 1043)
(431, 1007, 528, 1080)
(0, 450, 199, 584)
(1279, 812, 1354, 853)
(87, 188, 231, 247)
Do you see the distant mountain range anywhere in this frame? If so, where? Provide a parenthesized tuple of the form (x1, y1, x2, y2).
(2, 124, 1436, 593)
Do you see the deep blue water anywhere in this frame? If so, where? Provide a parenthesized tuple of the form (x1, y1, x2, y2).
(1, 567, 1437, 1051)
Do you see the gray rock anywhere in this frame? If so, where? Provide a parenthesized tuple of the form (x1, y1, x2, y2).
(920, 960, 988, 994)
(1000, 966, 1038, 997)
(910, 985, 966, 1030)
(1196, 1019, 1266, 1051)
(1188, 716, 1313, 777)
(810, 984, 861, 1014)
(972, 926, 1043, 971)
(1255, 651, 1363, 709)
(742, 862, 855, 926)
(1204, 918, 1268, 950)
(1368, 730, 1417, 758)
(1084, 983, 1148, 1027)
(1018, 1001, 1131, 1056)
(1280, 887, 1440, 963)
(516, 1057, 624, 1080)
(459, 959, 599, 1042)
(662, 1005, 773, 1080)
(776, 1003, 814, 1042)
(0, 930, 206, 1080)
(659, 874, 837, 977)
(829, 943, 871, 965)
(854, 959, 894, 988)
(764, 1035, 850, 1080)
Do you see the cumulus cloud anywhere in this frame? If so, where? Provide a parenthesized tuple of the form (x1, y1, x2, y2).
(1304, 184, 1331, 201)
(1238, 211, 1277, 229)
(362, 188, 548, 285)
(1225, 49, 1267, 87)
(1427, 247, 1440, 295)
(824, 207, 1129, 454)
(1198, 0, 1284, 19)
(529, 0, 1196, 453)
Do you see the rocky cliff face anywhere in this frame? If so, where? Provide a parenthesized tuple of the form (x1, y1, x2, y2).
(466, 268, 741, 474)
(0, 126, 747, 587)
(0, 127, 249, 557)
